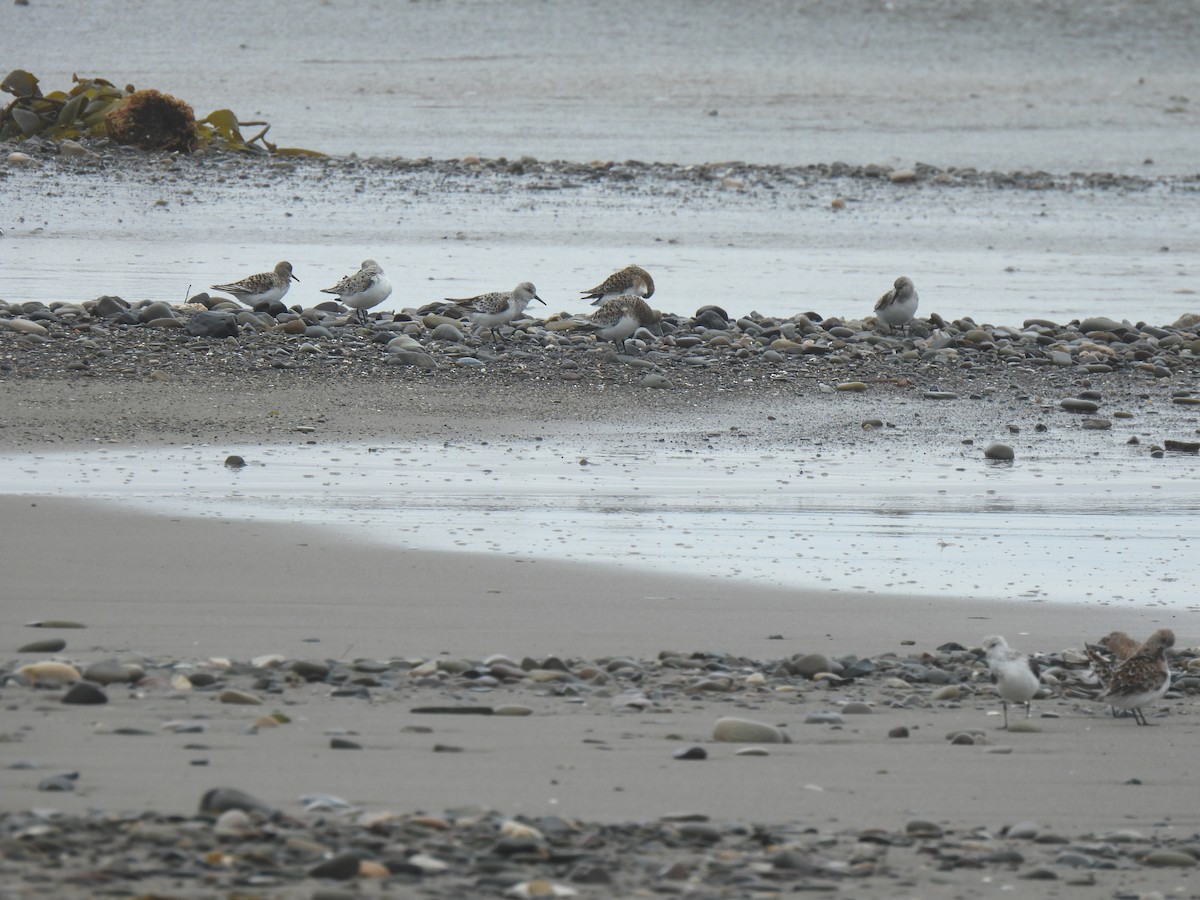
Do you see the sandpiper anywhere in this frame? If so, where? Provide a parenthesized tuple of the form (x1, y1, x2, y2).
(874, 276, 919, 333)
(447, 281, 545, 342)
(321, 260, 392, 325)
(211, 260, 298, 307)
(1099, 628, 1174, 726)
(586, 296, 661, 353)
(581, 265, 655, 307)
(982, 635, 1041, 729)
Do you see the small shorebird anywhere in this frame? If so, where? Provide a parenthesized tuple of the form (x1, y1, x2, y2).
(874, 276, 919, 333)
(982, 635, 1041, 729)
(447, 281, 545, 342)
(1085, 630, 1140, 690)
(212, 260, 298, 307)
(321, 260, 392, 324)
(1098, 628, 1174, 726)
(586, 296, 661, 353)
(581, 264, 655, 307)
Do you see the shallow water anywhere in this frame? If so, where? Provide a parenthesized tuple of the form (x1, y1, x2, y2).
(5, 437, 1198, 611)
(4, 170, 1197, 327)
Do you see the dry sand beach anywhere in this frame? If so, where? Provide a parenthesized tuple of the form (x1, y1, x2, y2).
(4, 0, 1200, 897)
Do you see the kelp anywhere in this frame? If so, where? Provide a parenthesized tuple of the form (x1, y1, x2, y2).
(0, 70, 323, 157)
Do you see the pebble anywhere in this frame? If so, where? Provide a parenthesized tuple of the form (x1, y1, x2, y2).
(673, 746, 707, 760)
(712, 717, 790, 743)
(494, 705, 534, 716)
(308, 852, 362, 880)
(1142, 849, 1197, 867)
(1060, 398, 1100, 413)
(199, 787, 272, 815)
(218, 688, 264, 705)
(17, 638, 66, 653)
(83, 660, 144, 684)
(787, 653, 833, 678)
(804, 711, 845, 725)
(37, 772, 79, 792)
(984, 442, 1015, 460)
(16, 660, 81, 685)
(24, 619, 86, 629)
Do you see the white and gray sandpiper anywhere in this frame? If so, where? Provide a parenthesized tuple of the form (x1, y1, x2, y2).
(874, 275, 919, 333)
(982, 634, 1041, 729)
(320, 259, 393, 324)
(211, 261, 298, 307)
(446, 281, 546, 342)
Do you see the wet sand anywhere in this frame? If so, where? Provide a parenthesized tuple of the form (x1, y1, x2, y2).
(3, 493, 1198, 896)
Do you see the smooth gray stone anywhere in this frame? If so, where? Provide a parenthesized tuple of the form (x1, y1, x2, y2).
(386, 350, 437, 369)
(18, 638, 66, 653)
(61, 681, 107, 705)
(83, 660, 143, 684)
(198, 787, 273, 815)
(185, 310, 239, 338)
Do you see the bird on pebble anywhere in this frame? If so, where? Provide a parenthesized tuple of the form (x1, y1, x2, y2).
(211, 260, 298, 307)
(446, 281, 545, 343)
(1098, 628, 1174, 726)
(982, 635, 1041, 729)
(585, 296, 662, 353)
(874, 275, 919, 333)
(321, 260, 392, 325)
(581, 264, 655, 307)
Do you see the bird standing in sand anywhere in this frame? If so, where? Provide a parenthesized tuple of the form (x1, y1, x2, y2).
(874, 276, 919, 333)
(982, 635, 1041, 729)
(321, 260, 392, 325)
(1099, 628, 1174, 726)
(581, 265, 655, 306)
(211, 261, 298, 307)
(447, 281, 545, 343)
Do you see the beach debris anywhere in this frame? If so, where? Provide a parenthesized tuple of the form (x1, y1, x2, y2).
(0, 69, 322, 156)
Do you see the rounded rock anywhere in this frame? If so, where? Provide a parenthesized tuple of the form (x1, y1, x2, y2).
(712, 717, 790, 744)
(984, 443, 1015, 461)
(83, 660, 144, 685)
(788, 653, 832, 678)
(61, 681, 108, 705)
(18, 638, 66, 653)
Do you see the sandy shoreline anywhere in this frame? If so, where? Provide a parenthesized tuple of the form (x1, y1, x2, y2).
(4, 0, 1200, 886)
(3, 497, 1200, 895)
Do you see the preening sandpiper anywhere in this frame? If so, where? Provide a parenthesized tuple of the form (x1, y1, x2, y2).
(874, 276, 919, 333)
(581, 265, 655, 307)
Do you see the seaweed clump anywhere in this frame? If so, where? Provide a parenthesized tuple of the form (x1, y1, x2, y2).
(0, 70, 321, 157)
(105, 89, 197, 153)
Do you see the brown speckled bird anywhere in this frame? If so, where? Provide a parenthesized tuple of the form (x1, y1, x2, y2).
(1098, 628, 1174, 726)
(212, 261, 298, 307)
(581, 265, 654, 307)
(587, 296, 662, 353)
